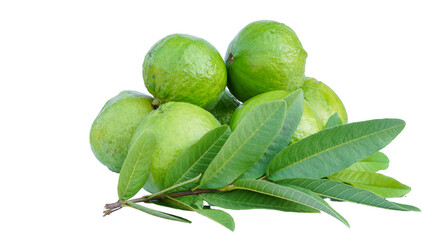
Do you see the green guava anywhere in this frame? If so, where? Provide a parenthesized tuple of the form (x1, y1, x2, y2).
(229, 90, 323, 144)
(208, 90, 241, 125)
(225, 20, 307, 102)
(130, 101, 221, 193)
(143, 34, 227, 109)
(90, 90, 154, 173)
(302, 77, 348, 126)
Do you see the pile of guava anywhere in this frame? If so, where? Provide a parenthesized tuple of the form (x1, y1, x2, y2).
(91, 20, 418, 230)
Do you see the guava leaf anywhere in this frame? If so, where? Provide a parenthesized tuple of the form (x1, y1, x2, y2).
(323, 112, 342, 129)
(233, 179, 349, 227)
(200, 190, 318, 213)
(238, 89, 304, 180)
(328, 170, 411, 198)
(146, 174, 201, 199)
(125, 200, 191, 223)
(164, 125, 231, 190)
(199, 101, 287, 189)
(117, 130, 156, 200)
(166, 197, 235, 231)
(267, 119, 405, 181)
(279, 178, 418, 211)
(345, 152, 389, 172)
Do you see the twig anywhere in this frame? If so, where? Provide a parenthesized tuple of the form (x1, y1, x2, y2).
(103, 189, 219, 216)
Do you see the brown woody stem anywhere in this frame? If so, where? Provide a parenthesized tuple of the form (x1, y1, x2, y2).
(103, 189, 219, 216)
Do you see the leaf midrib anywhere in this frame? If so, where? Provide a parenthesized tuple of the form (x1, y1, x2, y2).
(269, 122, 403, 177)
(235, 181, 331, 213)
(170, 129, 227, 186)
(202, 105, 284, 186)
(234, 180, 348, 226)
(120, 133, 149, 199)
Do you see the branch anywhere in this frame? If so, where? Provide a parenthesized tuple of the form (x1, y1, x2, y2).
(103, 189, 219, 216)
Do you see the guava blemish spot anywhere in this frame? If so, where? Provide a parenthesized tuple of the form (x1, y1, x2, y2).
(152, 104, 159, 110)
(228, 53, 234, 63)
(152, 75, 156, 79)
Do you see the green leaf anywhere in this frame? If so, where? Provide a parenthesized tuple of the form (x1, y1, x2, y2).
(117, 130, 156, 200)
(328, 169, 411, 198)
(200, 190, 319, 213)
(146, 174, 201, 199)
(152, 195, 205, 211)
(278, 178, 417, 211)
(391, 203, 421, 212)
(164, 125, 231, 190)
(239, 89, 304, 180)
(346, 152, 389, 172)
(267, 118, 405, 181)
(233, 179, 349, 227)
(324, 113, 342, 129)
(125, 200, 191, 223)
(200, 101, 287, 189)
(166, 197, 235, 231)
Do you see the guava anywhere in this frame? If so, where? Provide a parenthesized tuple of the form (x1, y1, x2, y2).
(208, 90, 241, 125)
(143, 34, 227, 109)
(225, 20, 307, 102)
(90, 90, 154, 173)
(302, 77, 348, 126)
(130, 101, 221, 193)
(229, 90, 323, 144)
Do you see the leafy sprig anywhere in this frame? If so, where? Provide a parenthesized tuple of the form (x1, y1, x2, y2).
(104, 95, 419, 231)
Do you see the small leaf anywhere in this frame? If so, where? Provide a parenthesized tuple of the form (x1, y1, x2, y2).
(167, 197, 235, 231)
(200, 190, 319, 213)
(146, 174, 201, 199)
(267, 118, 405, 181)
(239, 89, 304, 180)
(153, 195, 205, 211)
(164, 126, 231, 190)
(233, 179, 350, 227)
(125, 200, 191, 223)
(328, 169, 411, 198)
(323, 113, 342, 129)
(346, 152, 389, 172)
(279, 178, 417, 211)
(200, 101, 287, 189)
(117, 130, 156, 200)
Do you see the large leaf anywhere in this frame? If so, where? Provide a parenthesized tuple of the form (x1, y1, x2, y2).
(166, 197, 235, 231)
(279, 178, 419, 211)
(199, 101, 287, 189)
(117, 130, 156, 200)
(238, 89, 304, 180)
(200, 190, 319, 213)
(233, 179, 349, 227)
(267, 119, 405, 181)
(164, 126, 231, 190)
(125, 200, 191, 223)
(346, 152, 389, 172)
(328, 170, 411, 198)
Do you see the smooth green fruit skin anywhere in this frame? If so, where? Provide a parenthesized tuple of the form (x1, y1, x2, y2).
(90, 91, 154, 173)
(143, 34, 227, 109)
(226, 20, 307, 102)
(208, 90, 241, 125)
(229, 90, 323, 144)
(131, 102, 221, 193)
(302, 77, 348, 126)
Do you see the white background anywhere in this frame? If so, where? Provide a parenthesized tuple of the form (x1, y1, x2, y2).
(1, 0, 425, 239)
